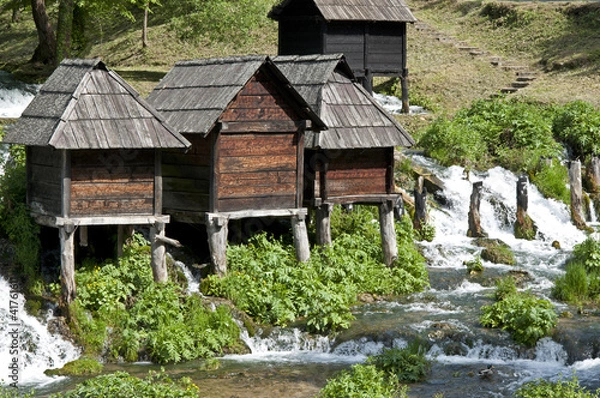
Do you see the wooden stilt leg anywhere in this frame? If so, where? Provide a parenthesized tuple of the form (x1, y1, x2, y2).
(79, 226, 88, 247)
(206, 214, 229, 277)
(117, 225, 124, 257)
(316, 203, 333, 246)
(292, 212, 310, 263)
(150, 222, 168, 283)
(59, 225, 76, 308)
(379, 200, 398, 267)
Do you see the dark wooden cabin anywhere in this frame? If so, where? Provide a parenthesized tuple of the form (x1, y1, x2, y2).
(147, 56, 326, 275)
(4, 58, 190, 305)
(269, 0, 417, 103)
(274, 54, 414, 265)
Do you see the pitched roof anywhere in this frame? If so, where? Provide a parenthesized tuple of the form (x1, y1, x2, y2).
(273, 54, 415, 149)
(4, 58, 190, 150)
(270, 0, 417, 23)
(147, 56, 325, 136)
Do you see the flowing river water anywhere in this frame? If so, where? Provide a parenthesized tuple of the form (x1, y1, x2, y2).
(0, 76, 599, 396)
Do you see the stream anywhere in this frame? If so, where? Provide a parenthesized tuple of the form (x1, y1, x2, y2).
(1, 76, 599, 397)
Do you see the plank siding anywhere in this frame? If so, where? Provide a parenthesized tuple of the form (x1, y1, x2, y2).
(325, 149, 389, 198)
(326, 23, 365, 71)
(162, 134, 213, 214)
(215, 71, 302, 212)
(70, 149, 155, 216)
(29, 147, 62, 215)
(367, 23, 405, 73)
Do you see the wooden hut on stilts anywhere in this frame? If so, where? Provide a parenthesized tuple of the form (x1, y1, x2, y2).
(269, 0, 417, 111)
(4, 59, 190, 308)
(147, 56, 326, 276)
(274, 54, 415, 266)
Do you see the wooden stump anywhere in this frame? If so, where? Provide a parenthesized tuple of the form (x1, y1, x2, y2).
(150, 222, 168, 283)
(514, 175, 536, 240)
(379, 200, 398, 267)
(585, 156, 600, 193)
(467, 181, 485, 237)
(413, 176, 427, 231)
(316, 203, 333, 246)
(59, 225, 76, 310)
(206, 214, 229, 277)
(569, 160, 587, 230)
(292, 213, 311, 263)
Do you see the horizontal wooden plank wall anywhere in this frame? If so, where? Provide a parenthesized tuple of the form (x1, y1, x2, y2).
(367, 22, 406, 74)
(324, 148, 392, 198)
(278, 19, 324, 56)
(216, 70, 302, 213)
(70, 149, 155, 216)
(162, 134, 212, 214)
(29, 147, 62, 216)
(325, 22, 365, 72)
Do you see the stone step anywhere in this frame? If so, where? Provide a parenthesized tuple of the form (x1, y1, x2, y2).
(516, 71, 538, 79)
(469, 49, 485, 56)
(512, 81, 530, 88)
(489, 56, 503, 66)
(500, 87, 519, 93)
(516, 75, 537, 82)
(502, 65, 529, 71)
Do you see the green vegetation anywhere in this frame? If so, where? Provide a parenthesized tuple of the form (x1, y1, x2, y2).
(553, 236, 600, 307)
(464, 256, 483, 274)
(475, 238, 515, 266)
(68, 234, 242, 364)
(0, 387, 34, 398)
(367, 342, 431, 383)
(480, 277, 557, 347)
(515, 375, 600, 398)
(44, 357, 103, 376)
(202, 207, 429, 333)
(51, 370, 200, 398)
(316, 364, 408, 398)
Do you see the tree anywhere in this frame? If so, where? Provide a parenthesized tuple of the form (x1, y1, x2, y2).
(56, 0, 75, 64)
(30, 0, 55, 65)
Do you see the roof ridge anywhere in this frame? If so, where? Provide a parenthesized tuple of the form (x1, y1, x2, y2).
(175, 55, 268, 67)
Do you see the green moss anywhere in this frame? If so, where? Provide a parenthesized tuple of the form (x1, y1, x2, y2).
(44, 357, 103, 377)
(475, 238, 515, 265)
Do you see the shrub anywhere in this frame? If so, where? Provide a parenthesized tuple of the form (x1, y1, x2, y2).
(44, 357, 103, 376)
(572, 237, 600, 273)
(316, 364, 408, 398)
(530, 161, 570, 204)
(465, 256, 484, 274)
(368, 342, 431, 383)
(553, 100, 600, 162)
(515, 375, 600, 398)
(0, 387, 34, 398)
(480, 290, 557, 347)
(52, 370, 200, 398)
(202, 209, 428, 334)
(553, 261, 589, 305)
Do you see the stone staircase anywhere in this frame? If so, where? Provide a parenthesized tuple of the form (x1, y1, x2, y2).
(414, 22, 538, 96)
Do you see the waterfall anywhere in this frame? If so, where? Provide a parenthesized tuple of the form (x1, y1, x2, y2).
(0, 71, 39, 118)
(0, 276, 80, 387)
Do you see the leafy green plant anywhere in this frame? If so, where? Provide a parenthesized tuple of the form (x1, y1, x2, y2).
(530, 161, 570, 204)
(572, 236, 600, 273)
(0, 387, 34, 398)
(368, 342, 431, 383)
(493, 276, 518, 301)
(44, 357, 103, 376)
(464, 256, 484, 274)
(415, 222, 436, 242)
(553, 261, 589, 305)
(52, 370, 200, 398)
(515, 375, 600, 398)
(316, 364, 408, 398)
(553, 101, 600, 162)
(480, 289, 557, 347)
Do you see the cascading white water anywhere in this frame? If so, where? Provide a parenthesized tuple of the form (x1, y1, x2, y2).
(0, 276, 80, 387)
(0, 71, 38, 118)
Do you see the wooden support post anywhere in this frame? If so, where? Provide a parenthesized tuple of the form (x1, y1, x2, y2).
(586, 156, 600, 193)
(379, 200, 398, 267)
(401, 68, 410, 114)
(514, 175, 536, 240)
(467, 181, 485, 237)
(316, 203, 333, 246)
(292, 213, 311, 263)
(150, 222, 168, 283)
(206, 214, 229, 277)
(413, 176, 427, 231)
(79, 226, 88, 247)
(59, 225, 76, 309)
(117, 225, 124, 257)
(569, 160, 587, 230)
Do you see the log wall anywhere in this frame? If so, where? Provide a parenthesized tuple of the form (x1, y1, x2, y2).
(216, 71, 303, 213)
(29, 146, 62, 216)
(69, 149, 155, 216)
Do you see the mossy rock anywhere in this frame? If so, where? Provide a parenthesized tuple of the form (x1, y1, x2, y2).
(44, 357, 103, 377)
(514, 213, 537, 240)
(475, 238, 516, 265)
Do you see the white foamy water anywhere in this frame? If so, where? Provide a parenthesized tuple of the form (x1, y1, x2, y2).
(373, 93, 427, 115)
(0, 71, 39, 118)
(0, 276, 80, 387)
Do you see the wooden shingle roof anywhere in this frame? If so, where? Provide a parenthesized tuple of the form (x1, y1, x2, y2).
(269, 0, 417, 23)
(4, 58, 190, 150)
(274, 54, 415, 149)
(147, 55, 325, 136)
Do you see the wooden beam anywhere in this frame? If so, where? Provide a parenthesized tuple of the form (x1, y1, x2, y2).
(206, 213, 229, 277)
(79, 225, 88, 247)
(61, 149, 71, 218)
(150, 222, 168, 283)
(292, 212, 310, 263)
(218, 120, 306, 133)
(379, 200, 398, 267)
(316, 203, 333, 246)
(59, 226, 76, 309)
(31, 214, 170, 228)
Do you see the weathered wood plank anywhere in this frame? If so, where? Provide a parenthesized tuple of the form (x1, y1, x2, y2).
(221, 107, 293, 122)
(219, 171, 296, 186)
(71, 166, 154, 182)
(219, 134, 296, 157)
(163, 152, 211, 167)
(218, 182, 296, 197)
(163, 177, 210, 193)
(71, 181, 154, 199)
(163, 191, 210, 213)
(70, 198, 154, 215)
(217, 195, 297, 212)
(328, 178, 387, 196)
(162, 164, 211, 180)
(220, 121, 301, 134)
(219, 155, 297, 173)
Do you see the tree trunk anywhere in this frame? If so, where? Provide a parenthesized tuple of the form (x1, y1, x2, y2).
(142, 5, 149, 48)
(55, 0, 74, 65)
(569, 160, 587, 230)
(30, 0, 56, 65)
(467, 181, 485, 237)
(11, 5, 21, 23)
